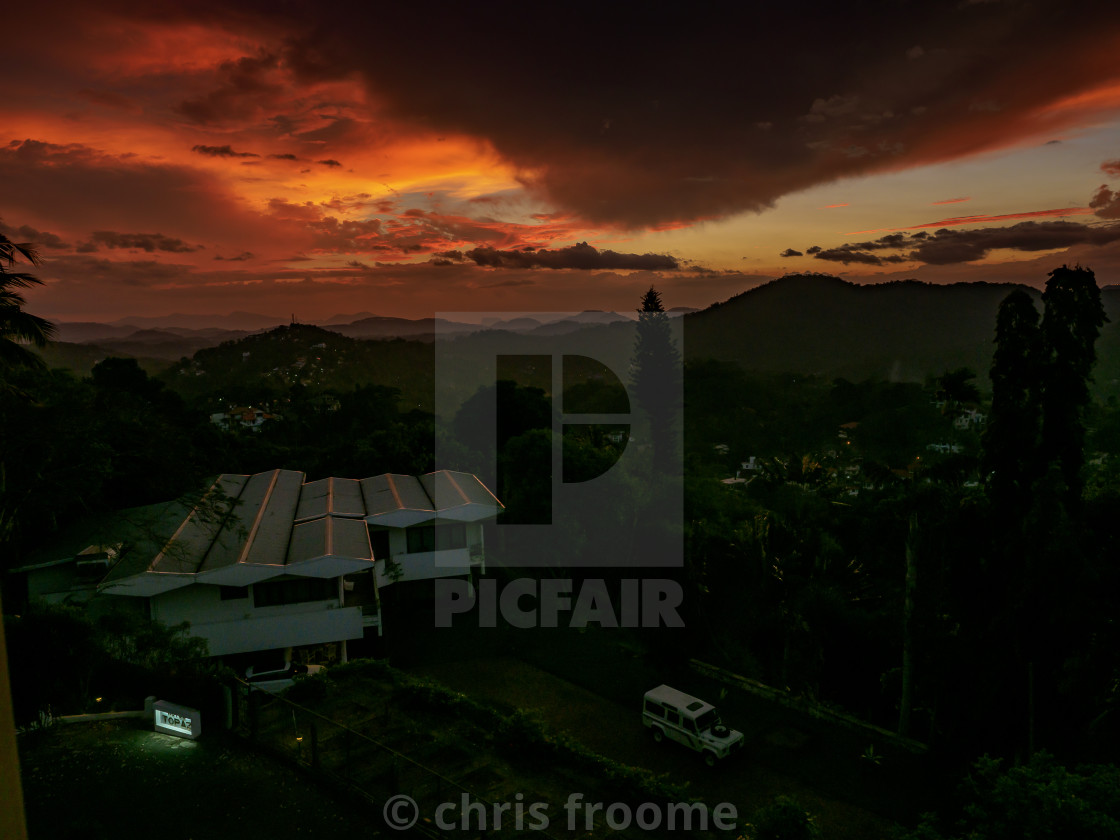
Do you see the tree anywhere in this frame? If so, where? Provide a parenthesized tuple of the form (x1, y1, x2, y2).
(630, 286, 682, 473)
(0, 226, 55, 370)
(1039, 265, 1108, 507)
(896, 752, 1120, 840)
(750, 795, 820, 840)
(936, 367, 981, 409)
(982, 290, 1042, 517)
(979, 268, 1108, 757)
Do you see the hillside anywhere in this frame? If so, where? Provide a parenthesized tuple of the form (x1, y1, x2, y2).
(682, 274, 1120, 398)
(163, 323, 434, 410)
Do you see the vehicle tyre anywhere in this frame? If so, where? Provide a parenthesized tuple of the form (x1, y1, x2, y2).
(651, 727, 664, 744)
(703, 751, 717, 768)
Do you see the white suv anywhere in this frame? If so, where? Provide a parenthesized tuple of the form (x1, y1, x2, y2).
(642, 684, 744, 766)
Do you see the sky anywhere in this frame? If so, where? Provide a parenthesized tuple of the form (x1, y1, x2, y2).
(5, 0, 1120, 322)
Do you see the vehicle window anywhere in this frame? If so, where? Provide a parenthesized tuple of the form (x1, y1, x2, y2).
(683, 717, 697, 733)
(644, 700, 665, 717)
(665, 710, 680, 727)
(696, 710, 718, 732)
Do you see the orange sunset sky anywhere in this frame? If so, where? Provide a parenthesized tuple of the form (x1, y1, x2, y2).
(5, 1, 1120, 321)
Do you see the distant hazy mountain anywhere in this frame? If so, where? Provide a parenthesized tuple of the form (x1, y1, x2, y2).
(566, 310, 631, 323)
(54, 322, 140, 343)
(484, 317, 545, 332)
(330, 316, 477, 340)
(319, 311, 376, 325)
(112, 311, 287, 330)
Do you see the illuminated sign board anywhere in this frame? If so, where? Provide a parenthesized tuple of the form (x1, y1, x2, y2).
(153, 700, 201, 740)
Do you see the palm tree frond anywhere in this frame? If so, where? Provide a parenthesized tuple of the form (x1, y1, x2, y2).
(0, 272, 46, 290)
(0, 336, 46, 369)
(0, 308, 56, 345)
(0, 232, 42, 267)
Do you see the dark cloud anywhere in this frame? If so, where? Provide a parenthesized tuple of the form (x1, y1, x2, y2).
(802, 220, 1120, 265)
(214, 251, 255, 261)
(779, 248, 803, 257)
(317, 159, 342, 167)
(266, 198, 325, 221)
(191, 144, 260, 158)
(308, 217, 384, 251)
(269, 153, 301, 160)
(88, 230, 204, 253)
(813, 247, 888, 265)
(1091, 185, 1120, 219)
(441, 241, 678, 271)
(1101, 159, 1120, 177)
(0, 221, 69, 249)
(176, 53, 283, 124)
(240, 1, 1120, 227)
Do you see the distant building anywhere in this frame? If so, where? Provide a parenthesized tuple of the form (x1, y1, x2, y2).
(953, 407, 986, 430)
(210, 405, 281, 431)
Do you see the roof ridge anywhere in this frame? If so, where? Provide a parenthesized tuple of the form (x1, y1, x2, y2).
(441, 470, 467, 509)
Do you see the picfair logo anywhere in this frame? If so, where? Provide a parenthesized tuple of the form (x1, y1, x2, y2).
(435, 313, 683, 570)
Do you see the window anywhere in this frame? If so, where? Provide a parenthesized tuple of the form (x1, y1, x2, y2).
(253, 577, 336, 608)
(369, 528, 391, 560)
(406, 524, 467, 553)
(219, 585, 250, 601)
(644, 700, 665, 718)
(406, 525, 434, 553)
(695, 710, 718, 732)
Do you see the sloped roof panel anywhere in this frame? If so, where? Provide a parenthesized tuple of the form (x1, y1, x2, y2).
(360, 473, 434, 517)
(297, 476, 366, 522)
(149, 474, 249, 575)
(287, 516, 373, 566)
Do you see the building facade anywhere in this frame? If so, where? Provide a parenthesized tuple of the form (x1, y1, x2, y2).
(16, 469, 503, 662)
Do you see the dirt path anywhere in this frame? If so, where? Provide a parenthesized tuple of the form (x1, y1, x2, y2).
(410, 656, 898, 840)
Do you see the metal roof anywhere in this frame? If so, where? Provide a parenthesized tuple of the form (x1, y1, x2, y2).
(296, 476, 367, 522)
(95, 468, 502, 597)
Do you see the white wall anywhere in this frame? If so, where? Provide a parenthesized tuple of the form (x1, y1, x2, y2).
(373, 521, 485, 587)
(150, 581, 363, 657)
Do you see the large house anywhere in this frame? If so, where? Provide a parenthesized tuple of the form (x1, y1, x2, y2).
(12, 469, 503, 662)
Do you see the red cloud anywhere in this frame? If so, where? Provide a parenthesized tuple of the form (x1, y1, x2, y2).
(7, 2, 1117, 230)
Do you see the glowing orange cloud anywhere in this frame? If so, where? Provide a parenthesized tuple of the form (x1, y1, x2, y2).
(931, 197, 971, 205)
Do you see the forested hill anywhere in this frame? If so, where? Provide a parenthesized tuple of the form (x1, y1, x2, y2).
(682, 274, 1120, 396)
(163, 323, 433, 409)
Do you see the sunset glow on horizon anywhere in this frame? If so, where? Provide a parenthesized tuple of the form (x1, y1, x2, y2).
(5, 2, 1120, 321)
